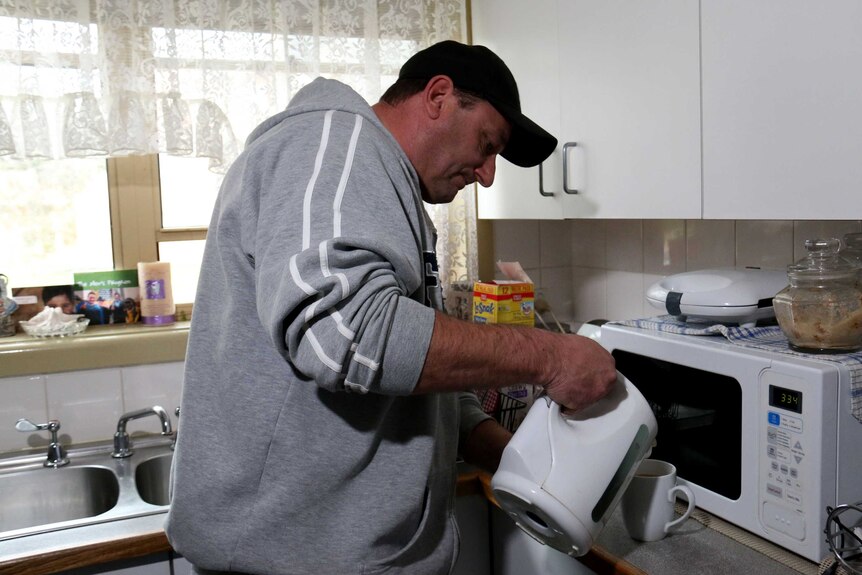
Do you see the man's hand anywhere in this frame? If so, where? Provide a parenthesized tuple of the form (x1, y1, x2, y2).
(539, 334, 618, 413)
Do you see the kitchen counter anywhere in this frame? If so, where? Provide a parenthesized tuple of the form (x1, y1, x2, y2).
(476, 472, 822, 575)
(0, 461, 826, 575)
(0, 514, 170, 575)
(0, 321, 190, 378)
(3, 470, 640, 575)
(596, 504, 820, 575)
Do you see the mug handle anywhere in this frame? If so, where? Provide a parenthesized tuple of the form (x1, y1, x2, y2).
(664, 485, 696, 534)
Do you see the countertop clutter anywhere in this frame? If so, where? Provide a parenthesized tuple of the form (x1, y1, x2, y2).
(0, 470, 824, 575)
(0, 321, 191, 378)
(596, 503, 820, 575)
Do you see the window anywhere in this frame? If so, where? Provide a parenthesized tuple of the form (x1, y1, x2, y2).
(0, 153, 214, 313)
(0, 1, 471, 319)
(0, 157, 113, 286)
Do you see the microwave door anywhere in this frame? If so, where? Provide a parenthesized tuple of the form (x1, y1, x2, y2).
(612, 349, 744, 501)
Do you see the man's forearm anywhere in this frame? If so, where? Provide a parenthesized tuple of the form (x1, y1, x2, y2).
(461, 419, 513, 473)
(413, 310, 617, 414)
(413, 310, 556, 394)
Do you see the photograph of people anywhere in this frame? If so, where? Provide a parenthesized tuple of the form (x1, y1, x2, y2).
(75, 290, 108, 325)
(41, 284, 76, 315)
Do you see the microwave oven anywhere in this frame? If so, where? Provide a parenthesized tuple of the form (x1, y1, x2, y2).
(600, 323, 862, 563)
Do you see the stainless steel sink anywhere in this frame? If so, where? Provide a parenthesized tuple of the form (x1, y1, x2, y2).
(0, 466, 119, 533)
(135, 454, 172, 506)
(0, 438, 174, 541)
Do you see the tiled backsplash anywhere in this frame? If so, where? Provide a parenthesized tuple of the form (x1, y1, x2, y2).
(0, 362, 183, 454)
(4, 218, 859, 453)
(490, 219, 862, 325)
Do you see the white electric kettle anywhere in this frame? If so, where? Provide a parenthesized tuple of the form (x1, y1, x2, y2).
(491, 371, 658, 557)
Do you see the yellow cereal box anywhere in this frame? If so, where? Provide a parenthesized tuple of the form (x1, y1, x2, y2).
(472, 281, 535, 326)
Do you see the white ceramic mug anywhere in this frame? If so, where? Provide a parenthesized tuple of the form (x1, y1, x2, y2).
(620, 459, 696, 542)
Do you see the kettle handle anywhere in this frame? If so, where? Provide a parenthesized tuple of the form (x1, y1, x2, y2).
(549, 371, 627, 421)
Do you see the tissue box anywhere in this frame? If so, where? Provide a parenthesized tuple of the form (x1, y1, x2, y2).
(472, 281, 535, 326)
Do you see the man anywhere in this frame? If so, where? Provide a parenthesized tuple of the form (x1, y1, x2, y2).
(166, 40, 616, 574)
(76, 290, 108, 325)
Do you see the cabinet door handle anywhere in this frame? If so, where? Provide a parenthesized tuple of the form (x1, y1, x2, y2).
(538, 162, 554, 197)
(562, 141, 579, 194)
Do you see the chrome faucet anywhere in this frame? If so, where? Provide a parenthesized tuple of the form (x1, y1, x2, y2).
(112, 405, 173, 458)
(16, 418, 69, 468)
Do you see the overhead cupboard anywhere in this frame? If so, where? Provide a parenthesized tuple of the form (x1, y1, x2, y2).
(471, 0, 862, 220)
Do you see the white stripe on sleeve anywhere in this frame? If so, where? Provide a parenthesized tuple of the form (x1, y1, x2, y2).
(332, 114, 363, 238)
(303, 110, 334, 250)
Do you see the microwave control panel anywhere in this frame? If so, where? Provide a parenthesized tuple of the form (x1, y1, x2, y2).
(759, 370, 817, 544)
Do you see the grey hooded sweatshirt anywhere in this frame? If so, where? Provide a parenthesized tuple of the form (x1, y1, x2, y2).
(165, 78, 490, 575)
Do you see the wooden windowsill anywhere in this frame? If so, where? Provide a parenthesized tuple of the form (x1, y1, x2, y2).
(0, 322, 190, 378)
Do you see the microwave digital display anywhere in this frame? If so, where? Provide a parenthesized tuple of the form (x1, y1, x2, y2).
(769, 385, 803, 414)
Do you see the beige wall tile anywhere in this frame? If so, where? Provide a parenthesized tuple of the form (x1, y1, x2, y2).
(686, 220, 735, 270)
(643, 220, 686, 275)
(793, 221, 862, 260)
(606, 220, 643, 272)
(536, 266, 574, 325)
(735, 221, 793, 270)
(572, 266, 607, 322)
(492, 220, 541, 270)
(0, 375, 48, 453)
(540, 220, 573, 268)
(606, 270, 649, 321)
(570, 219, 607, 268)
(46, 368, 123, 445)
(121, 362, 184, 437)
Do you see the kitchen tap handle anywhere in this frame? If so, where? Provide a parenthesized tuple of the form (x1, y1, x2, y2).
(15, 418, 69, 467)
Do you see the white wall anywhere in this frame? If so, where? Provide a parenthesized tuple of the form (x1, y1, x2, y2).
(0, 362, 183, 454)
(489, 219, 862, 325)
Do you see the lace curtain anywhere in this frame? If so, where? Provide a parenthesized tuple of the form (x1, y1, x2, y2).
(0, 0, 478, 311)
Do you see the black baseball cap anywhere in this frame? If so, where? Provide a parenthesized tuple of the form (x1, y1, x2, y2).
(398, 40, 557, 168)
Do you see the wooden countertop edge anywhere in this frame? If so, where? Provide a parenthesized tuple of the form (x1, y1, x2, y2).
(0, 531, 170, 575)
(3, 472, 646, 575)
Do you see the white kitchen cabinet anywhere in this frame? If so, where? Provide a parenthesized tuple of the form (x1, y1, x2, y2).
(557, 0, 701, 219)
(701, 0, 862, 220)
(472, 0, 567, 219)
(472, 0, 701, 220)
(475, 1, 862, 221)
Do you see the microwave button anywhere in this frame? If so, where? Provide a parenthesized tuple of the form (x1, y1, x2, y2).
(773, 448, 791, 464)
(771, 461, 779, 471)
(786, 490, 803, 506)
(766, 483, 783, 498)
(780, 464, 789, 475)
(762, 501, 805, 541)
(768, 412, 780, 426)
(789, 467, 798, 479)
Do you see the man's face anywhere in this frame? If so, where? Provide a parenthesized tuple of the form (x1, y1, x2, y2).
(46, 294, 74, 315)
(419, 96, 510, 204)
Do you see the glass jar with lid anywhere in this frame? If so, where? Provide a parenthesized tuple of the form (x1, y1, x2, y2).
(839, 232, 862, 272)
(773, 238, 862, 353)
